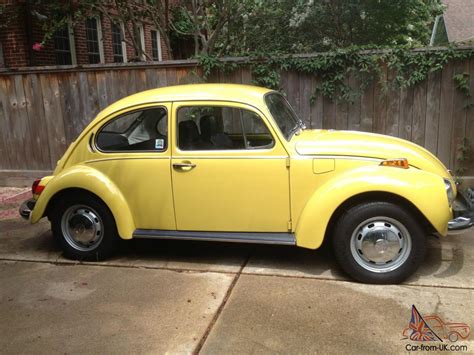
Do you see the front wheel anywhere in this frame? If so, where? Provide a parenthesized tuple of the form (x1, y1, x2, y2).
(50, 193, 119, 261)
(332, 202, 426, 284)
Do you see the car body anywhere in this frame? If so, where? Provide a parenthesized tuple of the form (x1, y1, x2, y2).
(20, 83, 464, 283)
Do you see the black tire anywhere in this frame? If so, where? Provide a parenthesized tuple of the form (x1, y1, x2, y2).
(332, 201, 426, 284)
(50, 193, 119, 261)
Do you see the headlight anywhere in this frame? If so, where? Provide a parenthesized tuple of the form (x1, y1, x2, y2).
(444, 178, 454, 206)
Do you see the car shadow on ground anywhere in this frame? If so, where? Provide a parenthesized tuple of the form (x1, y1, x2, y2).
(1, 217, 467, 284)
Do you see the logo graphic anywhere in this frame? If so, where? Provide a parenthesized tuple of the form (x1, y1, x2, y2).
(402, 305, 471, 342)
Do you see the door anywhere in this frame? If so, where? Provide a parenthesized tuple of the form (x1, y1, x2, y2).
(171, 101, 290, 232)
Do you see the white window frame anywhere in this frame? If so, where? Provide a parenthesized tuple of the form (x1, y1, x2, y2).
(151, 29, 162, 61)
(138, 23, 146, 60)
(120, 21, 128, 62)
(96, 16, 105, 63)
(68, 19, 77, 65)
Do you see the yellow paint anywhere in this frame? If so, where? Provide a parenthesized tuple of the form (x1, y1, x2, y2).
(312, 158, 335, 174)
(29, 84, 454, 248)
(170, 100, 290, 231)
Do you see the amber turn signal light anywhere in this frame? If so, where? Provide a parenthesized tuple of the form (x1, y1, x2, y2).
(379, 158, 409, 169)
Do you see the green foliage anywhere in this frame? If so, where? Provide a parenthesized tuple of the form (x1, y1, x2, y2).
(198, 46, 474, 103)
(222, 0, 444, 55)
(453, 72, 474, 109)
(455, 138, 471, 176)
(453, 72, 471, 96)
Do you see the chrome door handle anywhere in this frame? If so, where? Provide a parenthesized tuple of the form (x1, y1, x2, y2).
(173, 161, 196, 171)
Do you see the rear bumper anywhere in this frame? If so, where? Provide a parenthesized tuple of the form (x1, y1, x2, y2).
(19, 199, 36, 221)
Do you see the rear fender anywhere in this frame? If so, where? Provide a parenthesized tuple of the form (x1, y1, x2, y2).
(31, 165, 135, 239)
(295, 166, 451, 249)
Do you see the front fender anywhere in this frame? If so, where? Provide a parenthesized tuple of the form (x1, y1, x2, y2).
(31, 165, 135, 239)
(295, 165, 451, 249)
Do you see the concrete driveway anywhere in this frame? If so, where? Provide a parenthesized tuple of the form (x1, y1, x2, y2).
(0, 188, 473, 354)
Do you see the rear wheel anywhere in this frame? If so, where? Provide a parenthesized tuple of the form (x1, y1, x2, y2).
(51, 193, 119, 261)
(333, 202, 426, 284)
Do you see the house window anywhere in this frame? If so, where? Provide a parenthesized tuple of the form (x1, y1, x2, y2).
(111, 22, 127, 63)
(151, 30, 162, 61)
(85, 17, 104, 64)
(54, 21, 76, 65)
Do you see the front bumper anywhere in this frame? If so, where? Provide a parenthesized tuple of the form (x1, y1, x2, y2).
(449, 188, 474, 230)
(19, 199, 36, 221)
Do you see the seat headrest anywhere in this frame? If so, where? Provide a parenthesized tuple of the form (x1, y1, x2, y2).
(179, 120, 200, 147)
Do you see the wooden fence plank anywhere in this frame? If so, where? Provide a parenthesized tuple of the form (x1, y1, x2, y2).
(299, 73, 312, 128)
(310, 76, 323, 129)
(438, 62, 454, 166)
(145, 68, 159, 89)
(412, 80, 427, 147)
(135, 69, 147, 93)
(335, 98, 348, 130)
(39, 74, 68, 167)
(424, 71, 441, 154)
(241, 68, 252, 85)
(5, 76, 29, 170)
(157, 68, 168, 87)
(450, 60, 469, 171)
(85, 71, 100, 122)
(125, 70, 138, 97)
(384, 71, 400, 137)
(347, 73, 361, 131)
(399, 85, 414, 141)
(23, 74, 51, 170)
(322, 95, 336, 129)
(0, 77, 13, 169)
(58, 73, 83, 144)
(95, 71, 109, 110)
(464, 57, 474, 173)
(373, 86, 387, 134)
(360, 75, 374, 132)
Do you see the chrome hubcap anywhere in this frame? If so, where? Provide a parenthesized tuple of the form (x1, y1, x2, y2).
(61, 205, 103, 251)
(350, 217, 412, 273)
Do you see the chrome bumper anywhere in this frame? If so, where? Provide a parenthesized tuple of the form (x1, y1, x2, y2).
(449, 189, 473, 230)
(19, 199, 36, 221)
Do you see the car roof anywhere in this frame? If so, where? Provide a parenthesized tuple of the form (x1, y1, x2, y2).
(93, 83, 273, 124)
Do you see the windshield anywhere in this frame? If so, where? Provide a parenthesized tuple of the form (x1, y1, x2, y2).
(265, 93, 303, 140)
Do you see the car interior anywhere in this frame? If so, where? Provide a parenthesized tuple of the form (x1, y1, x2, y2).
(96, 107, 168, 151)
(178, 106, 274, 150)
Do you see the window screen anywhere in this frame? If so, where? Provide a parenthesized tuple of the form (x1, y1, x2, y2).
(111, 22, 124, 63)
(85, 18, 101, 64)
(96, 107, 168, 152)
(54, 27, 72, 65)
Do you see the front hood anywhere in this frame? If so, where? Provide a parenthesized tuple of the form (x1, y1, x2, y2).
(294, 129, 451, 180)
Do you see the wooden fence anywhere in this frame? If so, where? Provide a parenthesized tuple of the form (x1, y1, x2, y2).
(0, 54, 473, 185)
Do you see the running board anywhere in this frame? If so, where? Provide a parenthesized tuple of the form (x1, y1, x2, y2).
(133, 229, 296, 245)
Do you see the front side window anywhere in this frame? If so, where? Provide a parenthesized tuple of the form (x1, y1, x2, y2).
(177, 106, 273, 151)
(265, 93, 302, 140)
(96, 107, 168, 152)
(85, 18, 103, 64)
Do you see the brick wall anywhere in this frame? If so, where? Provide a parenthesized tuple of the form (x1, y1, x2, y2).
(0, 3, 29, 67)
(0, 1, 173, 68)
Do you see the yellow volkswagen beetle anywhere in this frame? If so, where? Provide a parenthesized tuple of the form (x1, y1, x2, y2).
(19, 84, 465, 283)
